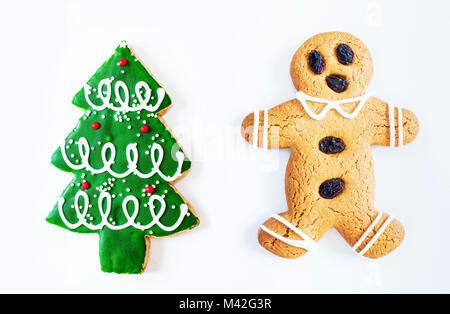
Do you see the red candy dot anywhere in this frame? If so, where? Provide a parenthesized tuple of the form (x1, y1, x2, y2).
(145, 186, 154, 194)
(92, 122, 100, 130)
(82, 181, 90, 190)
(140, 125, 149, 133)
(118, 59, 128, 66)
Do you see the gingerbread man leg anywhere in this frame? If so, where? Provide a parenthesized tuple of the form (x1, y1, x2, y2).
(330, 174, 405, 258)
(258, 153, 333, 258)
(258, 212, 317, 258)
(259, 206, 405, 259)
(336, 209, 405, 258)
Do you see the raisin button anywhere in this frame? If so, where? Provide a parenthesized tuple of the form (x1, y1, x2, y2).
(319, 178, 345, 199)
(319, 136, 346, 154)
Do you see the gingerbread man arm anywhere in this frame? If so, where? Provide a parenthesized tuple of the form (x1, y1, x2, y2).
(241, 100, 300, 149)
(366, 97, 420, 147)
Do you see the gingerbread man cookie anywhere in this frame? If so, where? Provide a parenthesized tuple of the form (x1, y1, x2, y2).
(241, 32, 419, 258)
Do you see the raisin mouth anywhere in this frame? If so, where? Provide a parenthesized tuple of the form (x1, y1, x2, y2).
(325, 74, 349, 93)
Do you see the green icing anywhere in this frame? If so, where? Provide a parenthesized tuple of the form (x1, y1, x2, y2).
(72, 42, 171, 113)
(47, 41, 199, 274)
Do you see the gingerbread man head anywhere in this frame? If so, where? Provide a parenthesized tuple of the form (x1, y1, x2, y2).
(290, 32, 373, 100)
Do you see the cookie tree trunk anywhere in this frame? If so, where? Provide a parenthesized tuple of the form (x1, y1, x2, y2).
(99, 228, 149, 274)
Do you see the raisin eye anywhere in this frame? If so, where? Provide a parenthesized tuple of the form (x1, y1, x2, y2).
(308, 50, 325, 74)
(336, 44, 354, 65)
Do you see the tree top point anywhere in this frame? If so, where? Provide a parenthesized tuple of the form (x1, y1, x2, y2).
(119, 40, 128, 48)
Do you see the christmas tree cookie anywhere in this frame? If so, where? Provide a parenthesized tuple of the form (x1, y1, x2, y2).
(47, 41, 199, 274)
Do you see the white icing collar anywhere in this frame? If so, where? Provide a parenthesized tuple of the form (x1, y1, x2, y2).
(295, 91, 372, 120)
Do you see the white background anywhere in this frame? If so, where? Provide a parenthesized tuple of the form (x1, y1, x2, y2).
(1, 0, 449, 293)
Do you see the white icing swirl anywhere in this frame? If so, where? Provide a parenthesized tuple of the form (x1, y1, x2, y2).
(58, 191, 188, 231)
(61, 137, 184, 181)
(84, 79, 165, 112)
